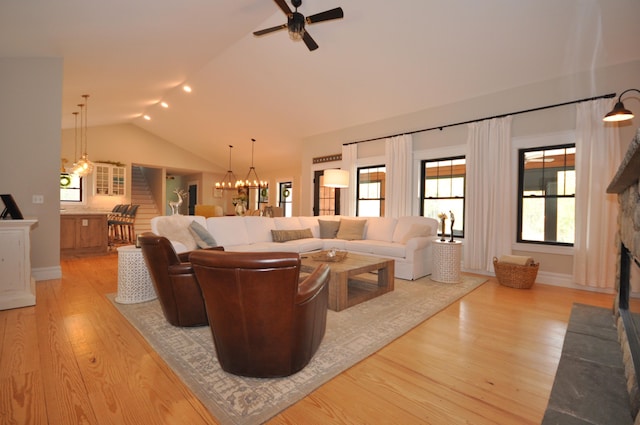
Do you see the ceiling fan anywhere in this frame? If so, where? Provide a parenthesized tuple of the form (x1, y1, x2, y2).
(253, 0, 344, 51)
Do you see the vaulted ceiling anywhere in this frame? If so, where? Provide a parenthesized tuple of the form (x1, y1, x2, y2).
(2, 0, 639, 173)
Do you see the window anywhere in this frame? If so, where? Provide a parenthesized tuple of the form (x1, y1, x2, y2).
(278, 181, 292, 217)
(421, 157, 465, 237)
(314, 170, 341, 216)
(60, 173, 83, 202)
(518, 144, 575, 245)
(356, 165, 385, 217)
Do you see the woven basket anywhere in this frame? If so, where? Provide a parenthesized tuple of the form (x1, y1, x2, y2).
(493, 257, 539, 289)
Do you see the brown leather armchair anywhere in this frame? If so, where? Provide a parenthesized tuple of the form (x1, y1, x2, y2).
(139, 234, 222, 327)
(190, 250, 330, 378)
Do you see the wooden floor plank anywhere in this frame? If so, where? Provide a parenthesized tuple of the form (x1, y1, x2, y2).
(0, 253, 623, 424)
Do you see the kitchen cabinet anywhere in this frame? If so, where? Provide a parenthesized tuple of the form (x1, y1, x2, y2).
(95, 163, 126, 196)
(60, 213, 108, 257)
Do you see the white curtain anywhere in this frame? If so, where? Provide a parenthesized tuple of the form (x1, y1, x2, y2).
(573, 99, 621, 288)
(341, 143, 357, 216)
(464, 116, 513, 272)
(385, 134, 413, 218)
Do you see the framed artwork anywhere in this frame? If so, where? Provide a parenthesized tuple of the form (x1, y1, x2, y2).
(213, 188, 223, 198)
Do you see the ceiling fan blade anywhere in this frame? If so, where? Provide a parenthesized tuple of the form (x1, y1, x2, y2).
(273, 0, 293, 16)
(306, 7, 344, 24)
(253, 24, 287, 36)
(303, 32, 319, 51)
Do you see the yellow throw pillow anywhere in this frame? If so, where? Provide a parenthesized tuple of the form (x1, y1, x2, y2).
(336, 218, 367, 241)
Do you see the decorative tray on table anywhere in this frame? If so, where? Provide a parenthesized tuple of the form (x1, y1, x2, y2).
(310, 250, 348, 262)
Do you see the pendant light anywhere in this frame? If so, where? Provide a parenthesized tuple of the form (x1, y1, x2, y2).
(66, 111, 80, 174)
(215, 145, 240, 190)
(240, 138, 268, 188)
(73, 94, 94, 176)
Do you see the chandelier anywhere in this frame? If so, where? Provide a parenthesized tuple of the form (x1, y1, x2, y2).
(239, 138, 268, 189)
(215, 145, 240, 190)
(71, 94, 94, 177)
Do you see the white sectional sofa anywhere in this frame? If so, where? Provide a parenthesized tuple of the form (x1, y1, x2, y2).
(150, 215, 439, 280)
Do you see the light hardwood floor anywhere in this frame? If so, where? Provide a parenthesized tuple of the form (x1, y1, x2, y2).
(0, 253, 625, 424)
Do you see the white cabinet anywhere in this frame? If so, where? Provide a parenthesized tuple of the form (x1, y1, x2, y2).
(95, 163, 126, 196)
(0, 219, 37, 310)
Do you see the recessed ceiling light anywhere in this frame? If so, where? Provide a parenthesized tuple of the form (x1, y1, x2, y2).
(143, 114, 151, 121)
(160, 101, 169, 108)
(183, 85, 192, 93)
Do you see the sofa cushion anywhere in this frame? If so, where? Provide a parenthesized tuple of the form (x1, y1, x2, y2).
(271, 228, 314, 242)
(188, 220, 217, 248)
(154, 215, 198, 251)
(320, 238, 347, 251)
(392, 216, 438, 243)
(345, 240, 407, 258)
(336, 218, 367, 240)
(298, 216, 320, 238)
(400, 223, 432, 243)
(363, 217, 397, 242)
(244, 216, 276, 243)
(274, 217, 302, 230)
(206, 216, 250, 247)
(225, 239, 324, 253)
(318, 219, 340, 239)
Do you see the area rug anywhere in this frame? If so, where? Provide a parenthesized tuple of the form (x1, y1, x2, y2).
(109, 274, 486, 424)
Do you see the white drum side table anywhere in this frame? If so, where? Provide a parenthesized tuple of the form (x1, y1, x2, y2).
(116, 245, 157, 304)
(431, 240, 462, 283)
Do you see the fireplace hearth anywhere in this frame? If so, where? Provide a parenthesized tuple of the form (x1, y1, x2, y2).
(607, 127, 640, 421)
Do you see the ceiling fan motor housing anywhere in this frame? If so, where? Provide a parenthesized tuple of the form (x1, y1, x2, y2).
(288, 12, 306, 39)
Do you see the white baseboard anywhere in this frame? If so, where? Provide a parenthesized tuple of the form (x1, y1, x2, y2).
(33, 266, 62, 281)
(462, 267, 616, 295)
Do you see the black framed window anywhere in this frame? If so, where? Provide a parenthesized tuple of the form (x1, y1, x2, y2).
(420, 156, 465, 237)
(60, 173, 83, 202)
(278, 181, 292, 217)
(356, 165, 385, 217)
(314, 170, 340, 216)
(517, 144, 575, 245)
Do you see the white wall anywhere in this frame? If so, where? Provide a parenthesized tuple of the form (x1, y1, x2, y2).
(0, 58, 63, 279)
(299, 60, 640, 282)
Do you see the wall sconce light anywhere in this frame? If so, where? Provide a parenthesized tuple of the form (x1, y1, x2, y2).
(323, 169, 349, 188)
(603, 89, 640, 122)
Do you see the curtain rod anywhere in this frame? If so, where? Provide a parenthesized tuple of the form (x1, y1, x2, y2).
(344, 92, 616, 146)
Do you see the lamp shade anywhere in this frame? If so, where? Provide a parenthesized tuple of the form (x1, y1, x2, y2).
(603, 89, 639, 122)
(323, 169, 349, 188)
(603, 101, 634, 122)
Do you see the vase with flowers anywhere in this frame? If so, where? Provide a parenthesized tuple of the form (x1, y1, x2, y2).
(437, 212, 448, 242)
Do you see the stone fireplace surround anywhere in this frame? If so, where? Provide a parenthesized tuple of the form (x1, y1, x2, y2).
(608, 127, 640, 422)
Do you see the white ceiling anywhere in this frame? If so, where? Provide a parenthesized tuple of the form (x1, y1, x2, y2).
(2, 0, 639, 173)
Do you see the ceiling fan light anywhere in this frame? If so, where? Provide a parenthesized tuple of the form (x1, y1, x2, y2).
(288, 12, 305, 41)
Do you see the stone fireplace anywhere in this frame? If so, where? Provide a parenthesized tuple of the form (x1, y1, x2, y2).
(607, 127, 640, 421)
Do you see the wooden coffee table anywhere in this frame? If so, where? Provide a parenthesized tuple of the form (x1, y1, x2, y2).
(300, 251, 394, 312)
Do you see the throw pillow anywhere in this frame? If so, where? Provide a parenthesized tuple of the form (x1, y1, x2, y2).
(318, 219, 340, 239)
(401, 223, 431, 243)
(155, 215, 198, 251)
(188, 221, 217, 248)
(271, 228, 314, 243)
(336, 218, 367, 241)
